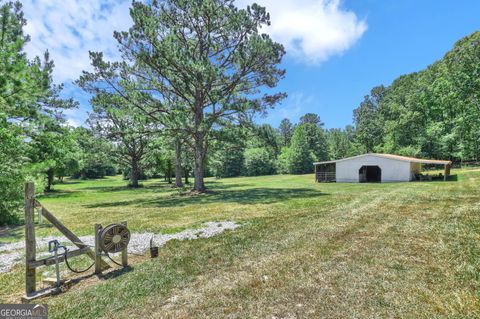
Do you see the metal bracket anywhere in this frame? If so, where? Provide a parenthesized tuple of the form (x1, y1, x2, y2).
(47, 240, 66, 287)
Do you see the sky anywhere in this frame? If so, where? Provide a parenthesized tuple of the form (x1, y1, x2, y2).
(21, 0, 480, 129)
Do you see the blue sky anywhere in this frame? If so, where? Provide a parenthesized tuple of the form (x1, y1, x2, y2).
(22, 0, 480, 129)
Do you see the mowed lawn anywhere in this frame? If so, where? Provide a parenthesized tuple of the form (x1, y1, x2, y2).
(1, 170, 480, 318)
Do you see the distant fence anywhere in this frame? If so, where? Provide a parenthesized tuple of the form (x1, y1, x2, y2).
(460, 161, 480, 167)
(316, 172, 336, 182)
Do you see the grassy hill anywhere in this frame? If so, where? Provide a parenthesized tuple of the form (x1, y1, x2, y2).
(1, 171, 479, 318)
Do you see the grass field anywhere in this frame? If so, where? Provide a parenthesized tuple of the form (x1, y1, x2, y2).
(1, 170, 479, 318)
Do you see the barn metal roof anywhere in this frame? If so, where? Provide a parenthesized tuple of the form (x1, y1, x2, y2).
(313, 153, 452, 165)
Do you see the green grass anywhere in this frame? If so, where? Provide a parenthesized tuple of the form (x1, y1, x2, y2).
(1, 170, 479, 318)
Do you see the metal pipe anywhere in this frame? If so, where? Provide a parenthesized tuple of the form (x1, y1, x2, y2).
(54, 247, 60, 287)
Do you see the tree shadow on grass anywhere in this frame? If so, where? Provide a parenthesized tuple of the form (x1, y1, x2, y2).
(85, 187, 326, 209)
(446, 174, 458, 181)
(37, 182, 176, 200)
(0, 225, 24, 243)
(100, 265, 134, 280)
(39, 190, 77, 199)
(80, 181, 185, 193)
(81, 181, 257, 193)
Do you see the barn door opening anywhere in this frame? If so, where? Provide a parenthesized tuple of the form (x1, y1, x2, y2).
(359, 166, 381, 183)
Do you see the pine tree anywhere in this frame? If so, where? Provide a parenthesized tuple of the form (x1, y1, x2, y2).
(287, 126, 315, 174)
(278, 118, 294, 147)
(100, 0, 286, 192)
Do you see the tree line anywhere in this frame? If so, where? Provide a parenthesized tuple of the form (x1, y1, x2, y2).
(1, 0, 479, 226)
(1, 0, 286, 225)
(353, 31, 480, 161)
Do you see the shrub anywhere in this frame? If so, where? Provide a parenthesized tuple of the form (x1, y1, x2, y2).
(243, 148, 276, 176)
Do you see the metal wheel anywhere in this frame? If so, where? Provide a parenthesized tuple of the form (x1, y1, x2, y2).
(99, 223, 130, 253)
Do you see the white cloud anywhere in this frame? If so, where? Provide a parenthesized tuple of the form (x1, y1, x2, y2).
(279, 92, 313, 119)
(62, 106, 87, 127)
(21, 0, 366, 81)
(21, 0, 366, 83)
(237, 0, 367, 64)
(19, 0, 364, 127)
(22, 0, 132, 84)
(64, 118, 82, 128)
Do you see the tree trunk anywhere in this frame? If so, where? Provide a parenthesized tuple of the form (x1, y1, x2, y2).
(184, 167, 189, 184)
(174, 139, 184, 188)
(192, 94, 206, 192)
(166, 159, 172, 184)
(193, 134, 206, 192)
(45, 168, 55, 192)
(130, 158, 140, 188)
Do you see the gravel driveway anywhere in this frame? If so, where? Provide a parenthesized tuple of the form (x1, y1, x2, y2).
(0, 221, 240, 272)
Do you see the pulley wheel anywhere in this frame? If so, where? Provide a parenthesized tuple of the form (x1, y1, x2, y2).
(99, 223, 131, 253)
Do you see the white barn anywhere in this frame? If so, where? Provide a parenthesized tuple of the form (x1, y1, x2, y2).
(314, 153, 451, 183)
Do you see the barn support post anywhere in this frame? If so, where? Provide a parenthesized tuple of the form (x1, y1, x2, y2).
(314, 164, 318, 182)
(444, 163, 451, 181)
(25, 182, 36, 295)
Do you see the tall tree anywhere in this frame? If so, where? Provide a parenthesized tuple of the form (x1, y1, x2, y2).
(303, 123, 329, 162)
(254, 124, 280, 156)
(353, 85, 386, 153)
(71, 127, 116, 179)
(299, 113, 324, 127)
(210, 125, 247, 178)
(27, 51, 78, 191)
(88, 94, 151, 188)
(0, 1, 43, 114)
(173, 138, 184, 187)
(0, 1, 76, 222)
(327, 126, 357, 160)
(278, 118, 294, 147)
(286, 126, 314, 174)
(0, 0, 32, 223)
(109, 0, 286, 192)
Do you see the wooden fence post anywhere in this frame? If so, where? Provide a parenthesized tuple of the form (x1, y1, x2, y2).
(121, 221, 128, 267)
(37, 207, 42, 224)
(94, 224, 102, 275)
(25, 182, 36, 295)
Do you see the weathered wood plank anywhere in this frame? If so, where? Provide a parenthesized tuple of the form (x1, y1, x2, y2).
(121, 221, 128, 267)
(94, 224, 102, 274)
(444, 163, 451, 181)
(35, 201, 110, 270)
(25, 183, 36, 294)
(22, 286, 60, 303)
(28, 247, 90, 269)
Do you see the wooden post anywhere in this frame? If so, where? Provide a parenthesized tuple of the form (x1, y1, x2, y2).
(25, 182, 36, 295)
(314, 164, 318, 182)
(444, 163, 451, 181)
(37, 207, 42, 224)
(94, 224, 102, 275)
(121, 221, 128, 267)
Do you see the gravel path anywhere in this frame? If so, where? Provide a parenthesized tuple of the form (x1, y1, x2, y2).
(0, 221, 240, 273)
